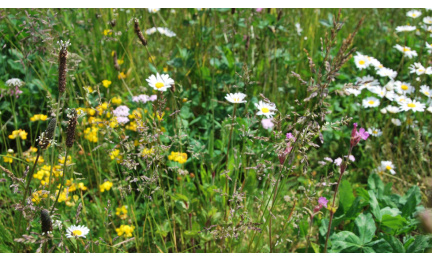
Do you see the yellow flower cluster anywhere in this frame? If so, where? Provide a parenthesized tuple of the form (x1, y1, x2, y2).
(84, 127, 99, 143)
(30, 114, 48, 122)
(116, 205, 128, 220)
(115, 224, 135, 238)
(100, 181, 113, 193)
(103, 29, 112, 36)
(24, 147, 44, 164)
(8, 129, 28, 140)
(141, 148, 154, 157)
(59, 155, 72, 165)
(111, 96, 122, 105)
(168, 151, 188, 164)
(109, 149, 123, 164)
(33, 165, 63, 186)
(102, 80, 112, 88)
(31, 190, 48, 204)
(118, 72, 127, 79)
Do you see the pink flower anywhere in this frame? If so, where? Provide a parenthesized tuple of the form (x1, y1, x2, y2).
(350, 123, 369, 147)
(286, 132, 294, 140)
(255, 8, 264, 12)
(318, 197, 329, 208)
(261, 118, 274, 129)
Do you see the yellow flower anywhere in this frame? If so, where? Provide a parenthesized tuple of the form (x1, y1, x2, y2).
(109, 118, 118, 128)
(168, 151, 188, 164)
(30, 114, 48, 122)
(116, 206, 128, 219)
(111, 96, 122, 106)
(128, 109, 142, 120)
(84, 127, 99, 143)
(118, 72, 127, 80)
(117, 59, 124, 65)
(30, 147, 38, 153)
(100, 181, 113, 193)
(101, 102, 109, 110)
(103, 29, 113, 36)
(109, 149, 123, 163)
(78, 182, 88, 191)
(3, 155, 13, 163)
(102, 80, 112, 88)
(142, 148, 154, 157)
(115, 225, 135, 238)
(125, 121, 137, 131)
(31, 190, 48, 204)
(84, 86, 93, 93)
(163, 67, 168, 72)
(88, 108, 96, 116)
(77, 107, 87, 115)
(8, 129, 28, 140)
(59, 155, 72, 165)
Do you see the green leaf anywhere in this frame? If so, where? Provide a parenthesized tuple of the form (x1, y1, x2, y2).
(354, 213, 376, 244)
(402, 190, 419, 217)
(368, 174, 384, 198)
(380, 207, 400, 217)
(368, 190, 382, 221)
(406, 236, 430, 253)
(367, 239, 392, 253)
(339, 180, 355, 213)
(383, 235, 405, 253)
(381, 214, 407, 230)
(329, 231, 361, 253)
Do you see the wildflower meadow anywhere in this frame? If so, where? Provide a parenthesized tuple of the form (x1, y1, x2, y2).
(1, 7, 432, 254)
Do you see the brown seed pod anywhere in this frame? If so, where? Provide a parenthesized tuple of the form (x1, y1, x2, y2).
(134, 19, 147, 46)
(41, 209, 53, 234)
(66, 109, 78, 148)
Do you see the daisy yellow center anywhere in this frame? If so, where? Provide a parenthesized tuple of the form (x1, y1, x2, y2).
(386, 165, 392, 170)
(425, 91, 429, 95)
(401, 85, 408, 90)
(403, 47, 410, 52)
(373, 130, 378, 134)
(407, 103, 416, 108)
(412, 14, 417, 17)
(155, 82, 164, 89)
(233, 98, 239, 102)
(368, 100, 375, 105)
(359, 60, 365, 65)
(261, 107, 270, 113)
(72, 230, 82, 236)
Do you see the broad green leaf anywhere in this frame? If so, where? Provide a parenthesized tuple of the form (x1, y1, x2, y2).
(368, 174, 384, 198)
(368, 190, 382, 221)
(345, 197, 363, 220)
(381, 214, 407, 230)
(329, 231, 361, 253)
(380, 207, 400, 217)
(354, 213, 376, 244)
(339, 180, 355, 213)
(402, 190, 419, 217)
(406, 235, 430, 253)
(367, 238, 392, 253)
(383, 235, 405, 253)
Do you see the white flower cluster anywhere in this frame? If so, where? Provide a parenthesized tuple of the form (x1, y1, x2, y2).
(145, 27, 176, 37)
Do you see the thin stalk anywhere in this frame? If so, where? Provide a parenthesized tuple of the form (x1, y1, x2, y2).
(50, 147, 69, 214)
(225, 104, 237, 220)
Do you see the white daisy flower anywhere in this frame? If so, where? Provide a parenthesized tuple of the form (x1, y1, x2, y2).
(66, 225, 90, 239)
(394, 44, 418, 58)
(377, 68, 397, 79)
(254, 100, 277, 118)
(427, 106, 432, 113)
(380, 107, 387, 114)
(384, 80, 395, 91)
(146, 73, 174, 92)
(295, 23, 303, 35)
(391, 118, 402, 126)
(420, 85, 431, 97)
(356, 75, 379, 90)
(157, 27, 176, 37)
(353, 53, 369, 70)
(407, 10, 422, 18)
(369, 57, 384, 69)
(148, 8, 160, 13)
(409, 62, 426, 75)
(424, 16, 432, 24)
(362, 97, 380, 108)
(381, 161, 396, 175)
(427, 67, 432, 75)
(367, 127, 382, 137)
(225, 93, 247, 103)
(395, 25, 416, 32)
(399, 98, 426, 112)
(422, 25, 432, 33)
(386, 105, 400, 114)
(395, 95, 408, 105)
(395, 81, 414, 95)
(345, 88, 361, 96)
(145, 27, 158, 35)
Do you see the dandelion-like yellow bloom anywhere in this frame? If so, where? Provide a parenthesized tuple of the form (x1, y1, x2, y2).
(59, 155, 72, 165)
(8, 129, 28, 140)
(111, 96, 122, 105)
(32, 190, 48, 204)
(78, 182, 88, 191)
(168, 151, 188, 164)
(100, 181, 113, 193)
(102, 80, 112, 88)
(30, 114, 48, 122)
(142, 148, 154, 157)
(115, 224, 135, 238)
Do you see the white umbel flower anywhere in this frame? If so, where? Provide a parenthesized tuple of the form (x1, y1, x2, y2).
(399, 98, 426, 112)
(407, 10, 422, 18)
(380, 161, 396, 175)
(254, 100, 277, 118)
(394, 44, 418, 58)
(6, 78, 24, 87)
(146, 73, 174, 92)
(66, 225, 90, 238)
(225, 93, 247, 103)
(395, 25, 416, 32)
(362, 97, 380, 108)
